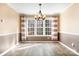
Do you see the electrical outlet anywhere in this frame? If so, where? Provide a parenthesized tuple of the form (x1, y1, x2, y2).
(0, 19, 3, 22)
(71, 43, 75, 47)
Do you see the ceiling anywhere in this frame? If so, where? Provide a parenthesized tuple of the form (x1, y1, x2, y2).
(7, 3, 72, 15)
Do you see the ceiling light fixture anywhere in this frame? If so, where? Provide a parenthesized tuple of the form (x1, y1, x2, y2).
(34, 4, 46, 20)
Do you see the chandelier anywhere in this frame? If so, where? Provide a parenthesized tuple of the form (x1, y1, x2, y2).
(34, 4, 46, 20)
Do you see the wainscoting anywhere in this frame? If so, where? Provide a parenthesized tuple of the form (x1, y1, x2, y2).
(60, 32, 79, 53)
(0, 33, 18, 53)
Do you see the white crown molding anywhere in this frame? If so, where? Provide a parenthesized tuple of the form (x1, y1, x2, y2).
(61, 3, 74, 13)
(7, 3, 19, 13)
(60, 31, 79, 36)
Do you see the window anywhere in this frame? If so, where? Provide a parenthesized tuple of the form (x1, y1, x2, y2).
(28, 20, 34, 35)
(45, 20, 51, 35)
(37, 20, 43, 35)
(45, 20, 51, 27)
(26, 18, 53, 36)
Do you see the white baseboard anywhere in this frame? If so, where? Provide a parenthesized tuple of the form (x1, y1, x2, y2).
(1, 41, 78, 56)
(0, 43, 41, 56)
(0, 45, 16, 56)
(59, 42, 79, 55)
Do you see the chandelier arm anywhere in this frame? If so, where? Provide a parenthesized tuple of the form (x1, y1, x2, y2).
(39, 4, 42, 11)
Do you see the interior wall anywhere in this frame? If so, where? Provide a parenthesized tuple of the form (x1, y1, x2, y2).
(60, 4, 79, 53)
(0, 3, 19, 53)
(60, 4, 79, 33)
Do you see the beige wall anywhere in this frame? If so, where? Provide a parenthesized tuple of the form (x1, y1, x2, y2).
(60, 4, 79, 33)
(0, 3, 19, 34)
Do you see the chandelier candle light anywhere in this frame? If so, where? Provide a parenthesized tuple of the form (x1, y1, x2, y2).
(34, 4, 46, 20)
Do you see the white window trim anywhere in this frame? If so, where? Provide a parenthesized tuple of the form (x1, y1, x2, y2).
(26, 17, 53, 36)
